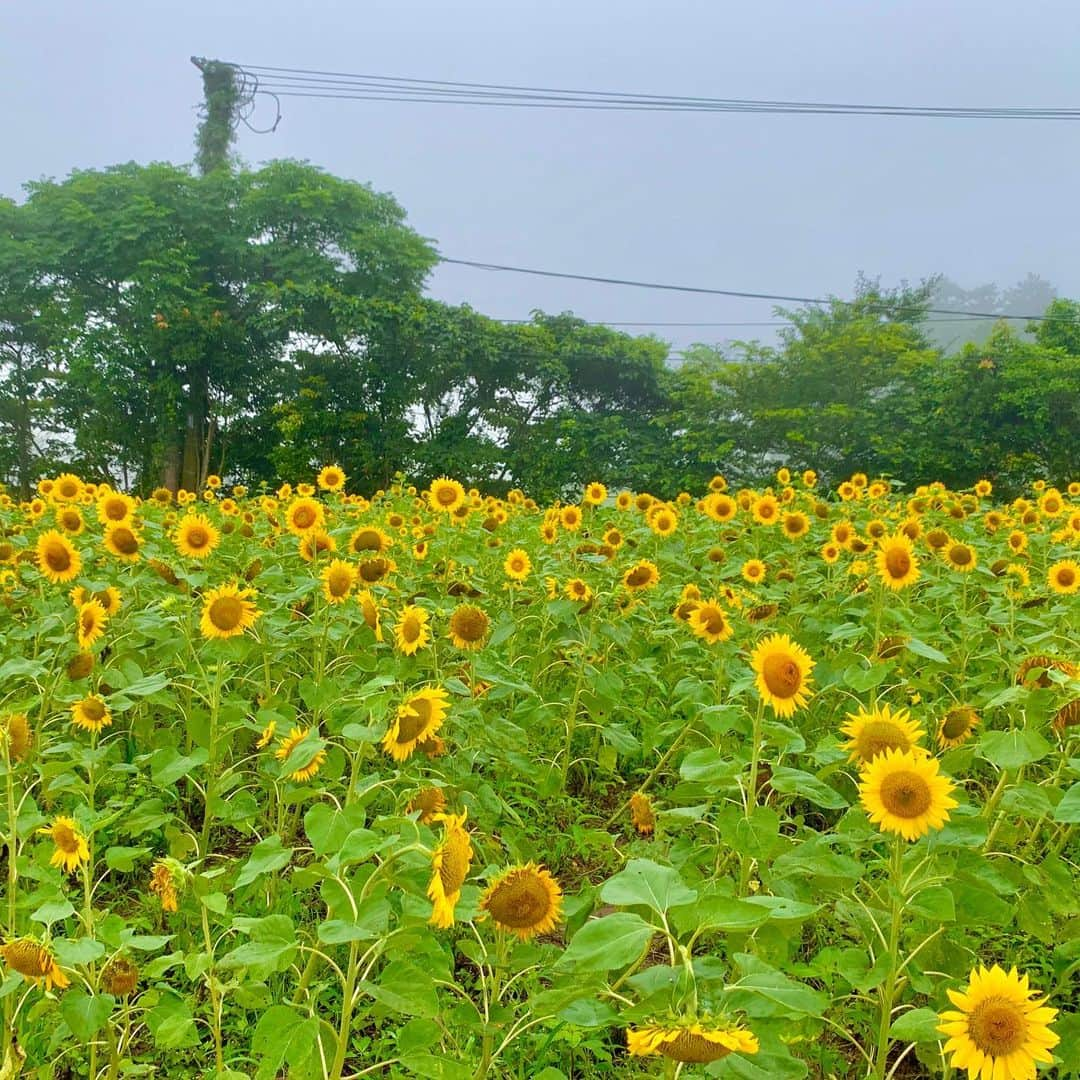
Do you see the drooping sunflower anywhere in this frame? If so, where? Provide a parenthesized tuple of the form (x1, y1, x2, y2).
(321, 558, 358, 605)
(938, 964, 1059, 1080)
(1, 937, 70, 991)
(503, 548, 532, 581)
(383, 686, 449, 762)
(448, 604, 489, 650)
(944, 541, 977, 573)
(100, 955, 139, 997)
(66, 651, 94, 681)
(688, 600, 734, 645)
(627, 1019, 759, 1064)
(428, 810, 473, 928)
(317, 464, 346, 492)
(199, 583, 260, 640)
(428, 477, 466, 514)
(623, 560, 660, 592)
(39, 815, 90, 874)
(356, 589, 383, 641)
(174, 514, 220, 560)
(149, 860, 180, 912)
(840, 704, 926, 766)
(96, 491, 136, 525)
(408, 786, 447, 824)
(938, 706, 981, 749)
(75, 599, 108, 650)
(1047, 559, 1080, 595)
(394, 604, 431, 655)
(859, 748, 958, 840)
(72, 693, 111, 734)
(2, 712, 32, 762)
(36, 530, 81, 584)
(275, 726, 327, 782)
(876, 533, 920, 591)
(479, 863, 563, 940)
(630, 792, 656, 835)
(103, 523, 141, 562)
(285, 497, 325, 536)
(750, 633, 814, 717)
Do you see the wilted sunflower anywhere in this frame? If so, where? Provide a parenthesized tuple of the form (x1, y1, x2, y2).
(938, 706, 980, 749)
(945, 541, 977, 573)
(938, 965, 1058, 1080)
(320, 558, 358, 605)
(356, 589, 383, 641)
(750, 633, 814, 717)
(408, 786, 447, 824)
(841, 704, 926, 766)
(859, 748, 958, 840)
(75, 599, 108, 651)
(149, 860, 180, 912)
(39, 815, 89, 873)
(200, 583, 260, 640)
(317, 464, 346, 492)
(688, 600, 733, 645)
(428, 477, 466, 514)
(383, 686, 449, 762)
(1047, 558, 1080, 595)
(627, 1019, 759, 1064)
(2, 713, 31, 762)
(174, 514, 220, 560)
(1, 937, 69, 991)
(36, 530, 81, 584)
(100, 955, 139, 997)
(428, 810, 472, 928)
(504, 548, 532, 581)
(448, 604, 489, 650)
(630, 792, 656, 835)
(394, 604, 431, 655)
(479, 863, 563, 940)
(275, 726, 327, 782)
(876, 533, 920, 591)
(285, 497, 325, 536)
(1015, 654, 1077, 688)
(72, 693, 111, 734)
(623, 560, 660, 592)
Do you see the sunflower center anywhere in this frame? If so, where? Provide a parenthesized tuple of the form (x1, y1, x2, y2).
(435, 485, 458, 507)
(293, 506, 316, 529)
(942, 709, 974, 739)
(396, 699, 433, 743)
(664, 1032, 733, 1064)
(486, 873, 551, 929)
(878, 770, 932, 819)
(208, 596, 244, 631)
(451, 607, 487, 641)
(61, 511, 80, 530)
(52, 821, 79, 853)
(111, 528, 138, 554)
(359, 558, 389, 582)
(80, 609, 97, 634)
(44, 541, 72, 573)
(949, 544, 973, 566)
(626, 566, 651, 587)
(884, 547, 911, 578)
(3, 941, 49, 978)
(81, 698, 106, 722)
(438, 830, 470, 893)
(187, 526, 209, 549)
(327, 568, 353, 597)
(761, 653, 802, 699)
(702, 608, 726, 635)
(401, 615, 421, 644)
(856, 721, 911, 760)
(351, 530, 382, 552)
(1056, 567, 1076, 587)
(968, 997, 1028, 1057)
(105, 500, 128, 521)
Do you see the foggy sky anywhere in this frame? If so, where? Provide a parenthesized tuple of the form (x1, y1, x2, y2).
(4, 0, 1078, 354)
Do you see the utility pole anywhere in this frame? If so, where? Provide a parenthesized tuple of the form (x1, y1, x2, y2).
(190, 57, 241, 174)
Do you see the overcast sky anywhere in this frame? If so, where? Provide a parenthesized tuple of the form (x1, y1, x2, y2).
(4, 0, 1078, 354)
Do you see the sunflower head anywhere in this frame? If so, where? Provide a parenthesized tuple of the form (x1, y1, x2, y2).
(321, 558, 358, 604)
(200, 583, 260, 640)
(383, 686, 449, 762)
(2, 713, 32, 762)
(72, 693, 111, 733)
(36, 530, 81, 584)
(623, 560, 660, 592)
(627, 1018, 759, 1063)
(629, 793, 656, 835)
(841, 704, 926, 766)
(428, 477, 466, 514)
(1, 937, 69, 991)
(504, 548, 532, 581)
(394, 604, 430, 655)
(688, 600, 733, 645)
(317, 464, 346, 492)
(938, 706, 980, 749)
(1048, 559, 1080, 595)
(427, 811, 472, 928)
(750, 633, 814, 717)
(859, 747, 958, 841)
(448, 604, 489, 650)
(876, 533, 920, 590)
(40, 815, 90, 874)
(479, 863, 563, 940)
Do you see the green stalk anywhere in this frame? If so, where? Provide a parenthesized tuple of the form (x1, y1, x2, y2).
(871, 839, 904, 1080)
(327, 940, 361, 1080)
(200, 662, 226, 855)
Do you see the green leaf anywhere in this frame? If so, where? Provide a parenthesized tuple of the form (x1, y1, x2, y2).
(31, 899, 76, 925)
(318, 896, 390, 943)
(146, 992, 198, 1049)
(1053, 783, 1080, 823)
(105, 846, 150, 872)
(150, 747, 209, 786)
(220, 915, 298, 971)
(978, 729, 1051, 770)
(671, 892, 770, 936)
(727, 955, 827, 1017)
(52, 937, 106, 966)
(235, 834, 293, 888)
(768, 765, 848, 809)
(399, 1054, 473, 1080)
(889, 1007, 943, 1042)
(60, 990, 115, 1040)
(252, 1005, 321, 1080)
(600, 859, 697, 914)
(905, 639, 949, 664)
(556, 913, 654, 973)
(361, 960, 439, 1017)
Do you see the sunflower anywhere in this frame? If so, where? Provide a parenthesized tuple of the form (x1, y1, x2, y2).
(627, 1019, 759, 1064)
(36, 530, 81, 584)
(394, 605, 431, 655)
(100, 956, 139, 997)
(782, 511, 810, 539)
(630, 792, 656, 835)
(2, 712, 31, 762)
(428, 477, 466, 514)
(1048, 559, 1080, 595)
(840, 704, 926, 766)
(357, 589, 383, 641)
(317, 464, 346, 492)
(408, 786, 447, 824)
(299, 530, 336, 563)
(321, 558, 358, 604)
(820, 542, 841, 564)
(944, 541, 977, 573)
(539, 521, 558, 544)
(285, 497, 325, 536)
(859, 748, 958, 840)
(564, 578, 593, 604)
(348, 525, 392, 555)
(1016, 654, 1077, 687)
(275, 726, 327, 782)
(750, 633, 814, 717)
(428, 811, 473, 928)
(688, 600, 733, 645)
(741, 559, 766, 584)
(72, 693, 111, 733)
(256, 720, 277, 748)
(103, 522, 141, 562)
(703, 492, 738, 523)
(752, 495, 780, 525)
(51, 472, 83, 502)
(55, 505, 85, 535)
(649, 507, 678, 537)
(39, 815, 89, 874)
(66, 652, 94, 680)
(623, 560, 660, 592)
(383, 686, 449, 762)
(938, 706, 980, 749)
(558, 505, 582, 532)
(448, 604, 489, 650)
(96, 491, 136, 525)
(149, 860, 180, 912)
(876, 533, 920, 591)
(72, 585, 121, 616)
(1, 938, 69, 992)
(174, 514, 220, 559)
(199, 583, 260, 640)
(615, 490, 634, 511)
(583, 482, 607, 505)
(503, 548, 532, 581)
(479, 863, 563, 940)
(75, 599, 108, 650)
(938, 964, 1059, 1080)
(1038, 489, 1064, 517)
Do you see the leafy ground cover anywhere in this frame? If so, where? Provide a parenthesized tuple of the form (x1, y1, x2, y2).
(0, 468, 1078, 1079)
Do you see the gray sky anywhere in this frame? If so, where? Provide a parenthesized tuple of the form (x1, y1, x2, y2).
(4, 0, 1079, 354)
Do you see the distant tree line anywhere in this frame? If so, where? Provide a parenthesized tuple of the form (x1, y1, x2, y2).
(1, 161, 1078, 501)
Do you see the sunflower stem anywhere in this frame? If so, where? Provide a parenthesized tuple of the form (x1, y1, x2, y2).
(199, 661, 226, 856)
(738, 696, 767, 896)
(3, 736, 18, 1045)
(871, 838, 905, 1080)
(328, 940, 361, 1080)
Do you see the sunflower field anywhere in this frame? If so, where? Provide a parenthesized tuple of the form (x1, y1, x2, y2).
(0, 467, 1078, 1080)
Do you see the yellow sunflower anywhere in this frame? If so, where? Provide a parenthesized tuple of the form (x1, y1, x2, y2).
(428, 477, 466, 514)
(1047, 559, 1080, 595)
(649, 507, 678, 537)
(394, 604, 431, 655)
(938, 964, 1058, 1080)
(51, 472, 84, 503)
(317, 464, 346, 492)
(348, 525, 392, 555)
(752, 495, 780, 526)
(627, 1019, 759, 1064)
(583, 482, 607, 505)
(39, 815, 90, 873)
(96, 491, 136, 525)
(688, 600, 734, 645)
(741, 558, 766, 584)
(479, 863, 563, 940)
(938, 706, 980, 749)
(357, 589, 383, 641)
(630, 792, 656, 835)
(782, 511, 810, 539)
(298, 529, 336, 563)
(428, 810, 473, 928)
(275, 726, 327, 782)
(72, 693, 111, 734)
(559, 505, 583, 532)
(320, 558, 358, 604)
(383, 686, 449, 762)
(840, 704, 926, 766)
(876, 533, 920, 591)
(199, 583, 260, 640)
(1, 938, 70, 992)
(36, 530, 81, 584)
(103, 523, 141, 562)
(75, 599, 108, 650)
(750, 633, 814, 717)
(174, 514, 220, 559)
(859, 748, 958, 840)
(55, 505, 85, 535)
(503, 548, 532, 581)
(448, 604, 489, 650)
(408, 786, 447, 824)
(564, 578, 593, 604)
(944, 541, 977, 573)
(2, 712, 32, 762)
(622, 560, 660, 592)
(285, 497, 325, 536)
(703, 492, 738, 523)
